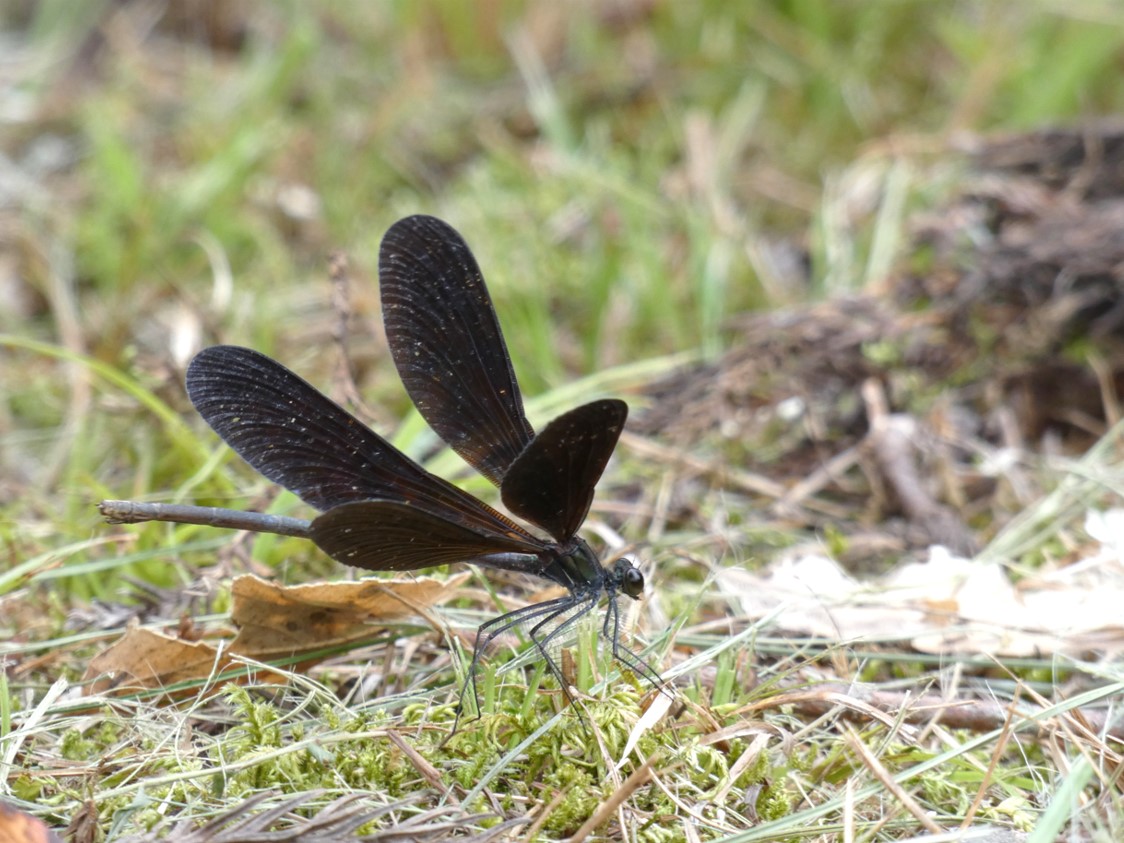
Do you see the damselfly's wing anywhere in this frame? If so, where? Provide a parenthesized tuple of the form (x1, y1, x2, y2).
(186, 345, 532, 542)
(310, 500, 548, 572)
(500, 399, 628, 542)
(379, 215, 534, 487)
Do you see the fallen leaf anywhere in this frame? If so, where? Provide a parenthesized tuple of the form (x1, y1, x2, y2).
(84, 626, 249, 696)
(229, 572, 470, 660)
(0, 802, 62, 843)
(63, 800, 97, 843)
(84, 574, 471, 699)
(718, 526, 1124, 657)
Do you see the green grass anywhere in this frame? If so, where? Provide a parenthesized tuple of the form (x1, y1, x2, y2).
(3, 1, 1124, 840)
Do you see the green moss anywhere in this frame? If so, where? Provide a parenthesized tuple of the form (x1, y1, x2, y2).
(59, 727, 98, 761)
(10, 775, 46, 803)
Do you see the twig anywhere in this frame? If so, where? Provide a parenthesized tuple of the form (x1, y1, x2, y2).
(961, 686, 1020, 829)
(844, 724, 945, 835)
(861, 378, 977, 555)
(568, 754, 655, 843)
(328, 250, 377, 419)
(776, 445, 862, 512)
(620, 432, 851, 519)
(774, 680, 1124, 742)
(385, 730, 457, 804)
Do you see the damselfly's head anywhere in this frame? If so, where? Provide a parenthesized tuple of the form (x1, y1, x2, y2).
(613, 558, 645, 600)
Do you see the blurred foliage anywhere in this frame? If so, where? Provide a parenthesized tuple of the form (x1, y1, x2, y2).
(2, 3, 1124, 838)
(2, 0, 1123, 590)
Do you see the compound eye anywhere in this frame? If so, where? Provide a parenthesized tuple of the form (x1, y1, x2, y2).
(622, 564, 644, 599)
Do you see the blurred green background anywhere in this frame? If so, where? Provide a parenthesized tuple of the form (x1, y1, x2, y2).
(2, 0, 1124, 586)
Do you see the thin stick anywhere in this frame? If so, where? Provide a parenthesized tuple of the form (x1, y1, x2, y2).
(568, 753, 656, 843)
(329, 250, 376, 420)
(844, 724, 945, 835)
(98, 500, 310, 538)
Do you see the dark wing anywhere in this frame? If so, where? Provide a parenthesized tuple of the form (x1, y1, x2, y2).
(185, 345, 532, 540)
(379, 215, 534, 487)
(310, 500, 549, 573)
(500, 399, 627, 541)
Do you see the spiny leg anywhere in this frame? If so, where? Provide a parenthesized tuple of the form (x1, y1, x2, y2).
(530, 591, 600, 691)
(452, 595, 576, 732)
(458, 596, 573, 724)
(526, 591, 603, 733)
(603, 592, 668, 692)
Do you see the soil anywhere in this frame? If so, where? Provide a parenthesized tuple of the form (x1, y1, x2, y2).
(636, 122, 1124, 560)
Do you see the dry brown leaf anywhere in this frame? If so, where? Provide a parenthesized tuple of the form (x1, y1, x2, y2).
(228, 572, 471, 659)
(83, 626, 254, 696)
(84, 574, 471, 699)
(0, 801, 62, 843)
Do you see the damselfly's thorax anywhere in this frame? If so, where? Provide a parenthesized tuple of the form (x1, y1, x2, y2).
(539, 537, 647, 604)
(539, 536, 605, 593)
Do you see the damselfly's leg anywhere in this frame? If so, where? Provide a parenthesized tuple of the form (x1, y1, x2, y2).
(524, 591, 601, 733)
(451, 595, 574, 733)
(603, 592, 667, 691)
